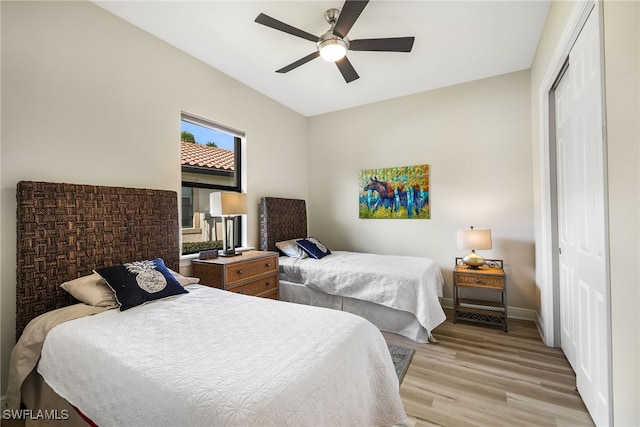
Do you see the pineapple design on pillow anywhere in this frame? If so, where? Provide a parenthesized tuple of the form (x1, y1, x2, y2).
(307, 237, 328, 253)
(124, 260, 167, 293)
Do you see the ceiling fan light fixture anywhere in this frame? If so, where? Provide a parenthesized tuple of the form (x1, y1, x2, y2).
(255, 1, 415, 83)
(318, 37, 348, 62)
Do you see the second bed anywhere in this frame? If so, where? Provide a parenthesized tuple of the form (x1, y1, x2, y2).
(260, 197, 446, 343)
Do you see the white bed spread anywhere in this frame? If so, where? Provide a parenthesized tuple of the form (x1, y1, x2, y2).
(279, 251, 446, 336)
(37, 285, 406, 427)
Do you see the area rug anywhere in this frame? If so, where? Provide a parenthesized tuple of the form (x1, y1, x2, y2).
(387, 344, 415, 383)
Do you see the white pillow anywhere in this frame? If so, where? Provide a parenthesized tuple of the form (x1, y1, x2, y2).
(276, 239, 309, 258)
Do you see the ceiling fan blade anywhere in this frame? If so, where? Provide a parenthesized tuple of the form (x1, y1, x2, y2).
(255, 13, 318, 42)
(349, 37, 415, 52)
(276, 51, 320, 73)
(335, 56, 360, 83)
(333, 0, 369, 39)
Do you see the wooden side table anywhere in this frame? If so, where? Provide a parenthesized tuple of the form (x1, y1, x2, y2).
(191, 250, 279, 299)
(453, 258, 507, 331)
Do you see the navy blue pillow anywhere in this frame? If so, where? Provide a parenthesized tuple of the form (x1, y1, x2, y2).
(95, 258, 188, 311)
(296, 237, 331, 259)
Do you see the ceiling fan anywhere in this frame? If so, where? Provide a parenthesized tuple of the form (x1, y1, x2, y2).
(255, 0, 415, 83)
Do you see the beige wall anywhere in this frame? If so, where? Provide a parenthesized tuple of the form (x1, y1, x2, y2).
(531, 0, 640, 423)
(602, 1, 640, 424)
(308, 70, 535, 315)
(0, 1, 308, 394)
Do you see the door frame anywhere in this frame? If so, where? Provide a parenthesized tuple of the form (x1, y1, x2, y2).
(537, 0, 592, 348)
(536, 0, 612, 424)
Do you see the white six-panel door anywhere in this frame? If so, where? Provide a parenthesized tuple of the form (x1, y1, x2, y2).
(554, 70, 578, 371)
(554, 7, 609, 426)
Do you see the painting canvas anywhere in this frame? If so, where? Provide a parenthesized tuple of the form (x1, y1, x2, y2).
(359, 164, 430, 219)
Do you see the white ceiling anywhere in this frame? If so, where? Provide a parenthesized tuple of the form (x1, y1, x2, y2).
(93, 1, 550, 117)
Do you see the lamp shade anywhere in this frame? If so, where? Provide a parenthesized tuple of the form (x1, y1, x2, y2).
(210, 192, 247, 216)
(456, 227, 492, 250)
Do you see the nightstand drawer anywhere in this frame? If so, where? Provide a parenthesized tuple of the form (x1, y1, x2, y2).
(225, 255, 277, 285)
(228, 275, 278, 297)
(455, 273, 504, 289)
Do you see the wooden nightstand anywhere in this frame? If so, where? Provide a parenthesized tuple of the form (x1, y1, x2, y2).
(191, 250, 279, 299)
(453, 258, 507, 331)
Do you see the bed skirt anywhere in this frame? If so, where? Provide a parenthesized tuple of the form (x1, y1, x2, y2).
(279, 279, 431, 343)
(19, 370, 91, 427)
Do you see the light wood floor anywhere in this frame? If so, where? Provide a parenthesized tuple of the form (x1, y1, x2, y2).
(384, 311, 595, 427)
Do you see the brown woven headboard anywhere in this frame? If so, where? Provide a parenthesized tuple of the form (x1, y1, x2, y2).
(16, 181, 179, 338)
(259, 197, 307, 252)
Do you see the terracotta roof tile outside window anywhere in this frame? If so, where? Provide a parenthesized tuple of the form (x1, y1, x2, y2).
(180, 141, 234, 171)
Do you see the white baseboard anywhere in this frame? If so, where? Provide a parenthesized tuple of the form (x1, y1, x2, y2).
(508, 306, 537, 321)
(440, 297, 454, 310)
(440, 298, 537, 322)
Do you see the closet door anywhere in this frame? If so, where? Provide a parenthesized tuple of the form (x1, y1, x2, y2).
(555, 69, 578, 370)
(554, 7, 609, 426)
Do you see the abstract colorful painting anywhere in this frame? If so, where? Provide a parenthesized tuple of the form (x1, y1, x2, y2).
(359, 164, 430, 219)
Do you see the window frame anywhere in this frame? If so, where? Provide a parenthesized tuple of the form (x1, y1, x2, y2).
(180, 112, 245, 254)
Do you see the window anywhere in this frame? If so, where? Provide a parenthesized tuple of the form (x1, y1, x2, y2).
(180, 112, 244, 255)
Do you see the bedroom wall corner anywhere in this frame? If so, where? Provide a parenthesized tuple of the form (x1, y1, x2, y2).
(602, 0, 640, 423)
(307, 70, 535, 317)
(0, 0, 308, 396)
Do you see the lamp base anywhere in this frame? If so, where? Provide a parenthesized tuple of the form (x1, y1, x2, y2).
(462, 250, 485, 269)
(219, 215, 242, 257)
(219, 250, 242, 257)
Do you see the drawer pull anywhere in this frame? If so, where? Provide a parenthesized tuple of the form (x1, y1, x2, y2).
(237, 270, 243, 275)
(475, 279, 482, 284)
(266, 263, 272, 267)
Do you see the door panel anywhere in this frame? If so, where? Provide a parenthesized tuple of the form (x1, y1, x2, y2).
(555, 61, 577, 370)
(554, 7, 609, 426)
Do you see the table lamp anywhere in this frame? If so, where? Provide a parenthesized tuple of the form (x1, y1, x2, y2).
(456, 226, 492, 269)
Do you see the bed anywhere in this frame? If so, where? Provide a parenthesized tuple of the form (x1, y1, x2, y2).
(7, 181, 407, 427)
(259, 197, 446, 343)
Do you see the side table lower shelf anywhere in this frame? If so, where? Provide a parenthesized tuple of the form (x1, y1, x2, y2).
(454, 298, 507, 331)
